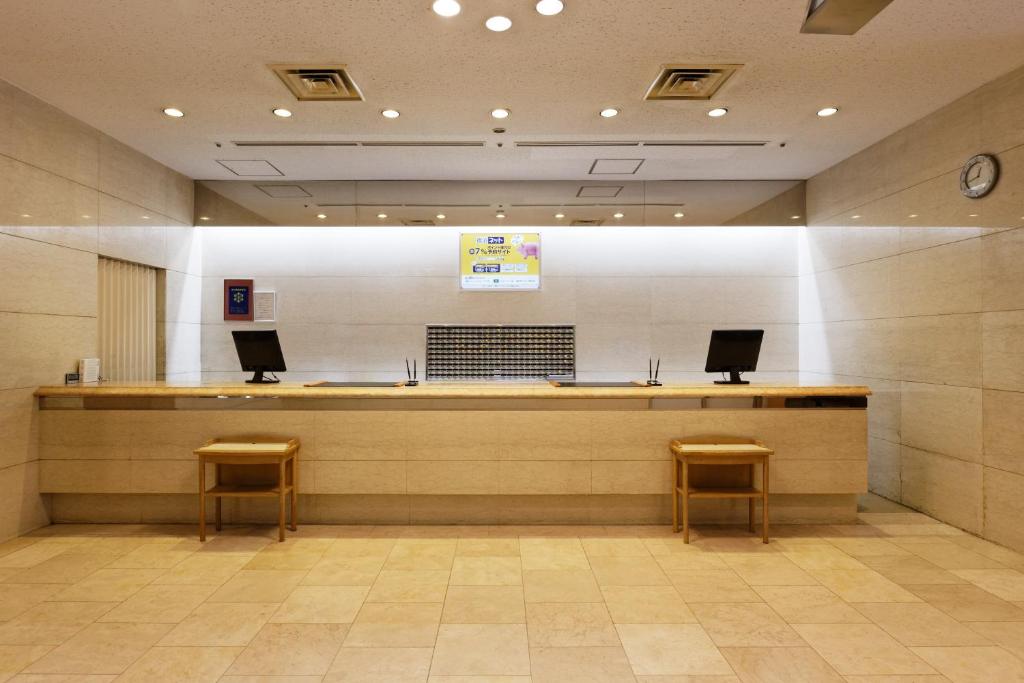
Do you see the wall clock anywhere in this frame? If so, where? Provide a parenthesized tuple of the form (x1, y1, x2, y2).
(960, 154, 999, 198)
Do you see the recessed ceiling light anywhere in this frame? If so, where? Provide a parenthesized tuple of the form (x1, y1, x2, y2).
(316, 213, 327, 219)
(432, 0, 461, 17)
(19, 213, 31, 218)
(272, 108, 293, 118)
(817, 106, 839, 117)
(600, 108, 619, 118)
(851, 214, 861, 219)
(141, 215, 150, 220)
(381, 109, 400, 119)
(535, 0, 564, 15)
(377, 213, 388, 219)
(199, 216, 210, 221)
(555, 213, 565, 219)
(790, 215, 801, 220)
(162, 107, 184, 118)
(486, 15, 512, 31)
(968, 213, 979, 217)
(436, 214, 446, 220)
(496, 212, 506, 219)
(674, 212, 685, 219)
(707, 107, 728, 117)
(491, 108, 510, 119)
(908, 213, 919, 218)
(613, 212, 624, 219)
(81, 215, 91, 219)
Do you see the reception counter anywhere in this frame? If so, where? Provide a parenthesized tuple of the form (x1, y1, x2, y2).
(34, 381, 870, 526)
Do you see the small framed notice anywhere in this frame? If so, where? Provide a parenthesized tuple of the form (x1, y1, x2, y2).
(460, 233, 540, 290)
(254, 291, 276, 322)
(223, 279, 254, 321)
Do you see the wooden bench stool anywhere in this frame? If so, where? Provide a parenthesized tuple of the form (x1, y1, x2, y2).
(195, 437, 300, 542)
(670, 436, 772, 544)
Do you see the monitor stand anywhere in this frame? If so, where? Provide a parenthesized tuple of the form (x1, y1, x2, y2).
(714, 370, 749, 385)
(246, 369, 280, 384)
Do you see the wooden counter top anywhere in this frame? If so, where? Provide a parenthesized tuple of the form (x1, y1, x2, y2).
(35, 381, 871, 400)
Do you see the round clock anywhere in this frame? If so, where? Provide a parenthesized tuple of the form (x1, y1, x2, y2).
(960, 154, 999, 198)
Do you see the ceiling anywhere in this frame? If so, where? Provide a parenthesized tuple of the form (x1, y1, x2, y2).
(197, 179, 802, 226)
(0, 0, 1022, 182)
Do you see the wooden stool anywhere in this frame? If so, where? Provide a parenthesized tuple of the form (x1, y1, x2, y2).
(670, 436, 772, 544)
(195, 437, 300, 542)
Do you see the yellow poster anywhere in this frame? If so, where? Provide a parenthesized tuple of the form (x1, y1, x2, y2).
(460, 233, 541, 290)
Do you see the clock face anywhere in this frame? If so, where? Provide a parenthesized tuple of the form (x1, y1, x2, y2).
(960, 154, 999, 198)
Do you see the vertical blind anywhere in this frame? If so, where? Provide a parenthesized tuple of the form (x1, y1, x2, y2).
(98, 257, 157, 382)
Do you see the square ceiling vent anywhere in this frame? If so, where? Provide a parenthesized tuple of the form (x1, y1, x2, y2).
(589, 159, 645, 175)
(216, 160, 284, 177)
(269, 64, 364, 101)
(645, 64, 742, 100)
(577, 185, 623, 198)
(255, 184, 311, 198)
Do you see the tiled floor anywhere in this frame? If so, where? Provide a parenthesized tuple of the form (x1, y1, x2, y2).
(1, 497, 1024, 681)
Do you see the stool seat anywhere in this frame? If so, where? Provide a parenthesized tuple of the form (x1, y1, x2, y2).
(195, 437, 300, 542)
(670, 436, 772, 544)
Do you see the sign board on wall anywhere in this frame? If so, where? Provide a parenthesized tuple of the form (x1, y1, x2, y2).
(223, 279, 253, 321)
(460, 233, 540, 290)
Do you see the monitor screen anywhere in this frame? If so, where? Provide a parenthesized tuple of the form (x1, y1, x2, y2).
(705, 329, 764, 374)
(232, 330, 287, 373)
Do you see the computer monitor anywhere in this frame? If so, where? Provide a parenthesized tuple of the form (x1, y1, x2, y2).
(232, 330, 286, 384)
(705, 329, 764, 385)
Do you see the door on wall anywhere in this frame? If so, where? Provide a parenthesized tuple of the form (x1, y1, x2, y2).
(97, 257, 157, 381)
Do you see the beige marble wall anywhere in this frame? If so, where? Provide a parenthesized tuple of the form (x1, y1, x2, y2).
(199, 226, 800, 383)
(0, 78, 197, 540)
(802, 64, 1024, 548)
(723, 183, 806, 227)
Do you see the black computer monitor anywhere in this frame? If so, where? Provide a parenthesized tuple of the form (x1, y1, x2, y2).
(705, 329, 764, 385)
(232, 330, 286, 384)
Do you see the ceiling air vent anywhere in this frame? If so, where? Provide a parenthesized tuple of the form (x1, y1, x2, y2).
(269, 64, 364, 101)
(645, 65, 742, 101)
(571, 219, 605, 227)
(402, 219, 436, 226)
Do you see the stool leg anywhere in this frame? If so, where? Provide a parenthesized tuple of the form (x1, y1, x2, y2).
(215, 497, 222, 532)
(278, 459, 287, 542)
(762, 458, 770, 544)
(198, 458, 206, 542)
(671, 456, 679, 533)
(682, 461, 690, 544)
(289, 456, 298, 532)
(748, 464, 755, 533)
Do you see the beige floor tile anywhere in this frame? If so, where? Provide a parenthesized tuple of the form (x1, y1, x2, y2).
(323, 538, 396, 559)
(226, 623, 348, 676)
(898, 541, 1007, 571)
(859, 555, 968, 585)
(0, 544, 73, 569)
(427, 677, 532, 683)
(854, 603, 992, 647)
(602, 586, 696, 624)
(114, 645, 242, 682)
(719, 554, 818, 586)
(208, 570, 306, 603)
(98, 584, 215, 624)
(654, 551, 729, 572)
(218, 676, 322, 683)
(150, 554, 254, 586)
(159, 602, 279, 646)
(752, 585, 869, 624)
(633, 676, 739, 682)
(906, 584, 1024, 621)
(615, 623, 733, 676)
(51, 568, 163, 602)
(270, 586, 368, 623)
(590, 556, 670, 587)
(432, 624, 530, 676)
(243, 551, 326, 571)
(530, 645, 637, 682)
(666, 570, 761, 603)
(384, 540, 456, 571)
(324, 646, 432, 682)
(841, 676, 951, 682)
(301, 556, 384, 586)
(0, 601, 118, 646)
(451, 557, 523, 586)
(526, 602, 619, 647)
(783, 548, 870, 572)
(0, 584, 64, 621)
(811, 570, 922, 603)
(343, 603, 441, 647)
(0, 645, 55, 680)
(104, 542, 197, 569)
(691, 603, 804, 647)
(442, 585, 526, 624)
(520, 539, 591, 572)
(965, 621, 1024, 659)
(456, 538, 520, 557)
(1, 552, 116, 585)
(523, 569, 603, 603)
(720, 646, 845, 682)
(949, 535, 1024, 569)
(793, 623, 936, 676)
(582, 538, 651, 558)
(23, 622, 172, 675)
(826, 538, 913, 558)
(366, 570, 449, 602)
(911, 645, 1024, 683)
(951, 568, 1024, 601)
